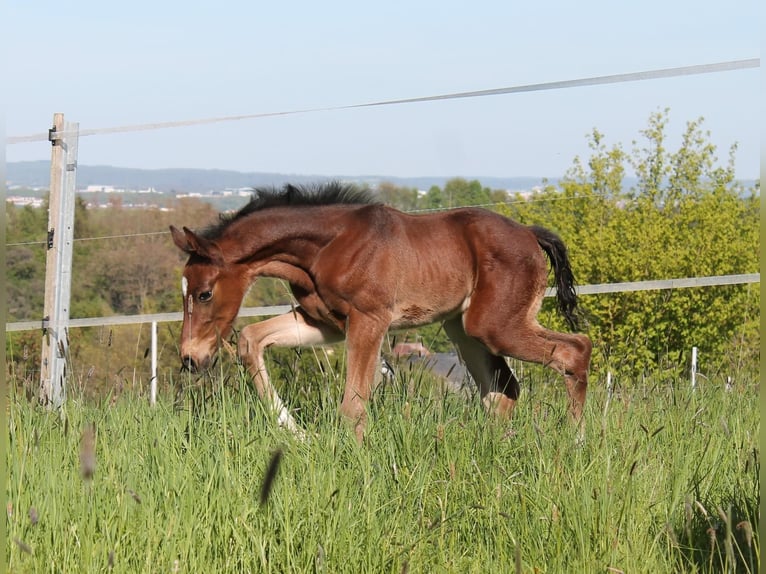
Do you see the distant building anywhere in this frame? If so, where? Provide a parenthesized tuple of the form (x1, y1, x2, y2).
(6, 196, 44, 208)
(82, 185, 124, 193)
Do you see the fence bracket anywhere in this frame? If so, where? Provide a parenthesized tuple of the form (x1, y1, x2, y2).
(48, 127, 60, 145)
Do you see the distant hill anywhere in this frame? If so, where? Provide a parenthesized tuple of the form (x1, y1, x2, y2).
(7, 160, 556, 193)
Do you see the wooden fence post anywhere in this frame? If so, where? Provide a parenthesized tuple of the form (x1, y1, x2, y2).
(39, 114, 79, 408)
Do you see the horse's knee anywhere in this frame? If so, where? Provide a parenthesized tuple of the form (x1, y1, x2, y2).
(237, 324, 267, 361)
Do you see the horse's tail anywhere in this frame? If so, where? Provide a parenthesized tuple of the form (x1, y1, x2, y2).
(529, 225, 581, 331)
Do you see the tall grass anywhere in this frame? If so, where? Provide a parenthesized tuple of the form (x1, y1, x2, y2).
(6, 364, 759, 573)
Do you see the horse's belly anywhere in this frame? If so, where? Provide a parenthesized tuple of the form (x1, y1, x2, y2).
(389, 294, 469, 329)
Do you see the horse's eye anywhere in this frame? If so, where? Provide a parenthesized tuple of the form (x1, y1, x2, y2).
(198, 290, 213, 302)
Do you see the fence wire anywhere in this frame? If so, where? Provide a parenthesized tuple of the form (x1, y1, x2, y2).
(8, 59, 759, 145)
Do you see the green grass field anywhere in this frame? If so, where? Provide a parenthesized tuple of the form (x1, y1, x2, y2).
(6, 365, 760, 573)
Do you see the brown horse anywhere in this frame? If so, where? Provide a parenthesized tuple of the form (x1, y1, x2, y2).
(170, 182, 592, 442)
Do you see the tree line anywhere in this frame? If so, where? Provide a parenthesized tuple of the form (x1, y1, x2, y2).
(5, 110, 759, 396)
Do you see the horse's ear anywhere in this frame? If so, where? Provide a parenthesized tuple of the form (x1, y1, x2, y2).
(181, 226, 225, 264)
(170, 225, 224, 263)
(170, 225, 192, 253)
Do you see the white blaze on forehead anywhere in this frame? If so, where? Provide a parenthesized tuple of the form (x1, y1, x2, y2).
(181, 276, 188, 298)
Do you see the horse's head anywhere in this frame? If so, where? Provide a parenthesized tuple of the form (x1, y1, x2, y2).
(170, 225, 249, 372)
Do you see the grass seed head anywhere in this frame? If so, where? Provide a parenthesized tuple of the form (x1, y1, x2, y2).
(736, 521, 752, 548)
(684, 498, 693, 523)
(79, 423, 97, 481)
(127, 489, 142, 504)
(665, 522, 679, 547)
(707, 527, 717, 550)
(14, 538, 32, 555)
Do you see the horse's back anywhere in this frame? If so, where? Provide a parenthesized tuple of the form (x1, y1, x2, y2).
(403, 207, 543, 262)
(325, 205, 545, 325)
(343, 204, 545, 276)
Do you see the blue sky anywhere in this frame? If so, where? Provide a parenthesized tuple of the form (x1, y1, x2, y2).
(7, 1, 760, 179)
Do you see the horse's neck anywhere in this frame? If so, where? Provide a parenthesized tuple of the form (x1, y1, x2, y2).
(224, 207, 338, 269)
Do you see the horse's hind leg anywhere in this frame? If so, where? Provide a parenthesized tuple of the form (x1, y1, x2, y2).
(443, 316, 520, 417)
(472, 318, 591, 423)
(462, 288, 592, 428)
(238, 308, 344, 436)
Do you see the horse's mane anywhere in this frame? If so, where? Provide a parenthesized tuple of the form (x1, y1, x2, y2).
(200, 181, 377, 239)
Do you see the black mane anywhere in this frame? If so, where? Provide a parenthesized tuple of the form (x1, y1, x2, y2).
(200, 181, 376, 239)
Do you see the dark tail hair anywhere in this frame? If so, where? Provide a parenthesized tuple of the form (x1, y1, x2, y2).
(530, 226, 581, 331)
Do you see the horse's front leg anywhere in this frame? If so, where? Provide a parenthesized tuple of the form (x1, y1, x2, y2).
(238, 308, 344, 437)
(341, 312, 389, 443)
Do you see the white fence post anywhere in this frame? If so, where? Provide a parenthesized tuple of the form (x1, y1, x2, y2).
(690, 346, 698, 390)
(150, 321, 158, 406)
(602, 371, 613, 423)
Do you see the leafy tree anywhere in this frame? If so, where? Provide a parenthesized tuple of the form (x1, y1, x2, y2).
(5, 203, 48, 321)
(443, 178, 492, 207)
(423, 185, 446, 210)
(375, 182, 420, 211)
(500, 110, 759, 376)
